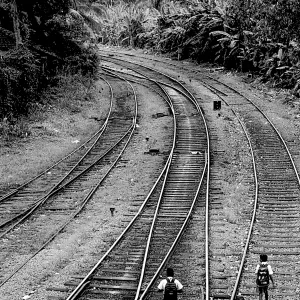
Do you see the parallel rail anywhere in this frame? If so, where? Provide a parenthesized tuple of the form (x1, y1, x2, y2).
(0, 77, 112, 203)
(0, 77, 113, 234)
(197, 76, 300, 299)
(0, 74, 138, 288)
(62, 60, 210, 300)
(99, 51, 300, 299)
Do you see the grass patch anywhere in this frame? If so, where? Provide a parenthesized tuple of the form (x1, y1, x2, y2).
(0, 73, 97, 144)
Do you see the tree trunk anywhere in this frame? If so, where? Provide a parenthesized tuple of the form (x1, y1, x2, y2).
(153, 0, 163, 10)
(73, 0, 78, 10)
(11, 0, 22, 47)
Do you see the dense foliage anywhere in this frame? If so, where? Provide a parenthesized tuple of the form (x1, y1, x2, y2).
(0, 0, 99, 121)
(2, 0, 300, 125)
(96, 0, 300, 95)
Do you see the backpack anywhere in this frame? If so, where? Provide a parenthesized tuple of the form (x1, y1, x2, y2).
(256, 263, 269, 287)
(164, 277, 177, 300)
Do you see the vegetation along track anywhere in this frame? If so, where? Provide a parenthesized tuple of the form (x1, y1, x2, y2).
(48, 57, 211, 300)
(0, 74, 138, 288)
(99, 51, 300, 299)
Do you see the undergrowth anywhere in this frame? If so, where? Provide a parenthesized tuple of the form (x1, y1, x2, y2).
(0, 0, 100, 138)
(96, 0, 300, 97)
(0, 72, 97, 143)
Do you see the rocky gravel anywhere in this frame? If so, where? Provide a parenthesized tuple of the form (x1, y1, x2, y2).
(1, 47, 300, 300)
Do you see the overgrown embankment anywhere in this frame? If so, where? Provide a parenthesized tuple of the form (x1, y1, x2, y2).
(0, 0, 99, 137)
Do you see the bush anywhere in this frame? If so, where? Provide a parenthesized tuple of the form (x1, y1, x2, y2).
(64, 49, 100, 77)
(0, 1, 100, 122)
(128, 0, 300, 94)
(0, 117, 30, 141)
(0, 46, 43, 119)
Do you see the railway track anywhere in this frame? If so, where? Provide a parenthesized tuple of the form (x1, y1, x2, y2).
(1, 48, 299, 300)
(99, 54, 251, 299)
(0, 77, 113, 234)
(99, 56, 250, 300)
(98, 51, 300, 299)
(0, 77, 111, 199)
(209, 81, 300, 300)
(0, 74, 138, 288)
(186, 75, 300, 300)
(45, 57, 211, 300)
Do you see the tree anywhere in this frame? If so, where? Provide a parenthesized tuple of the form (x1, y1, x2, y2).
(11, 0, 22, 47)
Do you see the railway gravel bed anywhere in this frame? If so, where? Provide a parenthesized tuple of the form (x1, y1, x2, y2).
(98, 53, 255, 299)
(98, 49, 300, 298)
(0, 74, 138, 287)
(0, 78, 173, 300)
(1, 47, 300, 299)
(51, 61, 209, 300)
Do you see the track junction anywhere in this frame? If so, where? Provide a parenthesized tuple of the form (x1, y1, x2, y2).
(0, 49, 299, 300)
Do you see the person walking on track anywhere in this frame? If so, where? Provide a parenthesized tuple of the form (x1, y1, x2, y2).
(255, 254, 275, 300)
(157, 267, 183, 300)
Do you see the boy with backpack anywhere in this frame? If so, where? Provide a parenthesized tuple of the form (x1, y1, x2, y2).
(157, 267, 183, 300)
(255, 254, 275, 300)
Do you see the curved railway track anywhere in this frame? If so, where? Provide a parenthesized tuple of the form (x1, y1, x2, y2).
(1, 48, 299, 300)
(210, 81, 300, 300)
(0, 77, 112, 199)
(98, 51, 300, 299)
(189, 74, 300, 300)
(48, 59, 211, 300)
(0, 77, 113, 234)
(0, 74, 138, 288)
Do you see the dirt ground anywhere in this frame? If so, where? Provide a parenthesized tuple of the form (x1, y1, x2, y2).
(1, 48, 300, 300)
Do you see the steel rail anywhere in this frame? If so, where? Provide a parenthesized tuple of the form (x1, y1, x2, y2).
(65, 154, 173, 300)
(217, 81, 300, 299)
(201, 78, 300, 299)
(101, 51, 300, 298)
(0, 74, 138, 236)
(202, 81, 259, 300)
(0, 73, 138, 288)
(64, 59, 210, 300)
(151, 63, 211, 300)
(133, 82, 177, 300)
(136, 50, 300, 297)
(0, 125, 136, 288)
(206, 88, 259, 300)
(0, 124, 135, 237)
(0, 76, 113, 203)
(205, 75, 300, 186)
(101, 64, 193, 103)
(0, 128, 138, 288)
(135, 60, 209, 300)
(0, 77, 114, 231)
(65, 73, 176, 300)
(163, 72, 211, 300)
(139, 157, 208, 300)
(115, 52, 300, 298)
(214, 92, 259, 300)
(101, 59, 211, 300)
(229, 113, 258, 300)
(100, 56, 192, 102)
